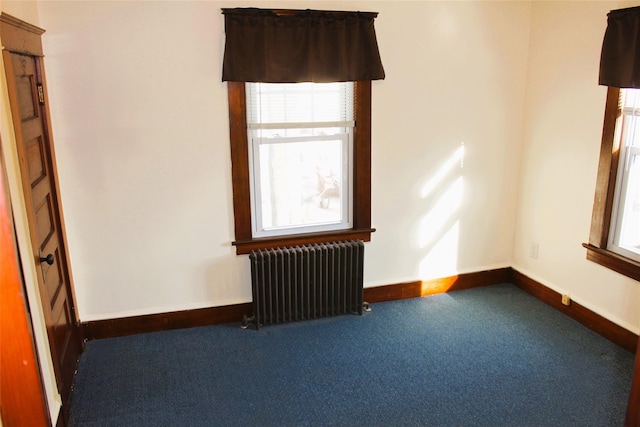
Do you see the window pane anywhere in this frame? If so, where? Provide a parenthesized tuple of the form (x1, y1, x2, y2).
(247, 81, 354, 238)
(609, 88, 640, 260)
(256, 137, 349, 233)
(616, 147, 640, 254)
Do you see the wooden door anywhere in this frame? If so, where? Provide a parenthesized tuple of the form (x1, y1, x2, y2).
(2, 16, 82, 420)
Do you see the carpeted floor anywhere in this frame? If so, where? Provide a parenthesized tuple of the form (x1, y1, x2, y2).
(69, 283, 634, 426)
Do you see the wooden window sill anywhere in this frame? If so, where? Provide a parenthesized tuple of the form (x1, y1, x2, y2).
(583, 243, 640, 282)
(233, 228, 375, 255)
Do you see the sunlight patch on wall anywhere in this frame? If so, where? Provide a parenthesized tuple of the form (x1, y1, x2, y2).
(417, 175, 464, 249)
(421, 143, 465, 199)
(419, 220, 460, 279)
(416, 143, 465, 280)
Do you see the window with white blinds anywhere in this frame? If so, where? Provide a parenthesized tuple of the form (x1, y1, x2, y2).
(246, 82, 354, 237)
(609, 88, 640, 262)
(247, 82, 354, 131)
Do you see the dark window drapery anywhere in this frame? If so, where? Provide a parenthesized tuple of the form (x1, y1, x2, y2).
(599, 6, 640, 88)
(221, 8, 385, 83)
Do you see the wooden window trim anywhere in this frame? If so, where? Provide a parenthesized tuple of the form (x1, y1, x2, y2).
(583, 243, 640, 282)
(585, 86, 640, 282)
(227, 81, 374, 255)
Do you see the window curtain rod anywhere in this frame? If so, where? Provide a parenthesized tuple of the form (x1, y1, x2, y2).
(222, 8, 379, 18)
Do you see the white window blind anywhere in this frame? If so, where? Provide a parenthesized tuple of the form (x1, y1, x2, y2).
(247, 82, 354, 129)
(246, 82, 354, 238)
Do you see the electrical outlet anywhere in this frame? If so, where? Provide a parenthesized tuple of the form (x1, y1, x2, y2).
(530, 242, 539, 259)
(561, 294, 571, 306)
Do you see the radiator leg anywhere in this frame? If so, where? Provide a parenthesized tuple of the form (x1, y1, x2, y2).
(240, 314, 255, 330)
(363, 302, 372, 312)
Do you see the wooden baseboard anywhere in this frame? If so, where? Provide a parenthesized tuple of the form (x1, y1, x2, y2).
(81, 268, 511, 341)
(81, 267, 638, 356)
(363, 267, 512, 303)
(511, 269, 638, 354)
(81, 303, 252, 341)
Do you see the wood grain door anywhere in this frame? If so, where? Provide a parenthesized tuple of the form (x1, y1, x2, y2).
(3, 48, 82, 415)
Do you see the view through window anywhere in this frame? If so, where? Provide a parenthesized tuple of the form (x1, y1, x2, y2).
(609, 88, 640, 262)
(246, 82, 354, 238)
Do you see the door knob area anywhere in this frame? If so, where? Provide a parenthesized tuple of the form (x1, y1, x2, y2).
(39, 254, 54, 265)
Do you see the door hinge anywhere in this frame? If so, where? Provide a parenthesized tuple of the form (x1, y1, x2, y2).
(36, 84, 45, 105)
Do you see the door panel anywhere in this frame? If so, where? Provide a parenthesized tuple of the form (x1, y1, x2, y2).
(26, 137, 47, 183)
(4, 49, 82, 416)
(15, 74, 38, 121)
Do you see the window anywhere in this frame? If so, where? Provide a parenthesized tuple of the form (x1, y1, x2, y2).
(586, 6, 640, 281)
(227, 81, 374, 254)
(247, 82, 354, 238)
(221, 8, 384, 254)
(608, 89, 640, 262)
(585, 87, 640, 281)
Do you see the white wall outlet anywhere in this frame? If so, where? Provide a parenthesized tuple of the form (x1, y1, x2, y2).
(530, 242, 539, 259)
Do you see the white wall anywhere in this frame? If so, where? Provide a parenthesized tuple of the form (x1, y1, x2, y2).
(36, 0, 246, 321)
(369, 1, 529, 285)
(31, 0, 531, 322)
(0, 0, 39, 23)
(513, 0, 640, 334)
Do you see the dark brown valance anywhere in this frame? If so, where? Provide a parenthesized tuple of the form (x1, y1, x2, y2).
(221, 8, 385, 83)
(599, 6, 640, 88)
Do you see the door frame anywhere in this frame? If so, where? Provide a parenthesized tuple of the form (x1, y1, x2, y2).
(0, 12, 80, 426)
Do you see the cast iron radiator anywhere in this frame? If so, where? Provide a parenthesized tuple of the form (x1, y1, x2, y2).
(242, 240, 368, 330)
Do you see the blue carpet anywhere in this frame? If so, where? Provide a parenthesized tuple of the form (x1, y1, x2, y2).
(69, 284, 634, 426)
